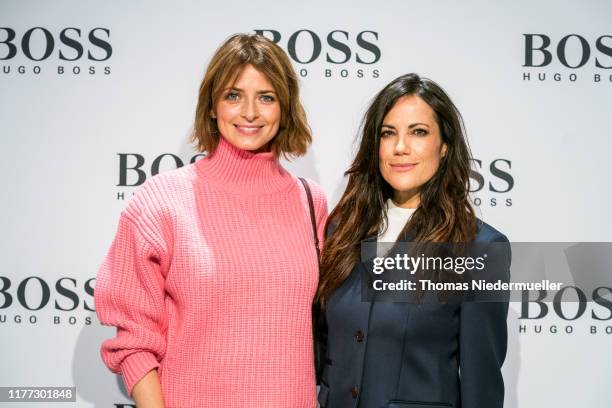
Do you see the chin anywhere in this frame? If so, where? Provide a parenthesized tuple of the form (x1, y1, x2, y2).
(244, 142, 271, 152)
(386, 180, 417, 192)
(226, 136, 267, 152)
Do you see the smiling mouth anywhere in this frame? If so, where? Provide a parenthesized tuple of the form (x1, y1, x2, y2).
(234, 124, 264, 136)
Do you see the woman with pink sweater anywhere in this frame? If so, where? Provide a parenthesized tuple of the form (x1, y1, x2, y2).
(94, 34, 328, 408)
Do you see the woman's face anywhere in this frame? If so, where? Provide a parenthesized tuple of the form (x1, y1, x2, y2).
(378, 95, 447, 208)
(214, 64, 281, 153)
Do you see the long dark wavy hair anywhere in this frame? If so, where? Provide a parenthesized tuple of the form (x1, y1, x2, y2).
(316, 73, 477, 307)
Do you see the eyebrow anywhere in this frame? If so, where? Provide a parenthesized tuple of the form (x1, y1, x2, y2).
(225, 87, 276, 94)
(381, 122, 430, 130)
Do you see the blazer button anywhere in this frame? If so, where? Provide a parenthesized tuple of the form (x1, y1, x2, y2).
(351, 386, 359, 399)
(354, 330, 364, 342)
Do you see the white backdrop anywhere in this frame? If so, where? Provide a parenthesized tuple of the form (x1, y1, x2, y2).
(1, 0, 611, 407)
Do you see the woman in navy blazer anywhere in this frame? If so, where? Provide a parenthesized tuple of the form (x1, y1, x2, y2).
(315, 73, 510, 408)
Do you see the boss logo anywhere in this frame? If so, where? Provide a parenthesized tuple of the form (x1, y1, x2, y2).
(117, 153, 205, 187)
(255, 29, 380, 64)
(254, 29, 381, 79)
(0, 27, 112, 61)
(469, 159, 513, 207)
(521, 286, 612, 321)
(520, 286, 612, 321)
(0, 276, 95, 312)
(469, 159, 513, 193)
(523, 34, 612, 69)
(519, 287, 612, 335)
(522, 34, 612, 83)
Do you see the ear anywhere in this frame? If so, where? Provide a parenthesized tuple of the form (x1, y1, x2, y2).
(441, 143, 448, 158)
(210, 110, 216, 119)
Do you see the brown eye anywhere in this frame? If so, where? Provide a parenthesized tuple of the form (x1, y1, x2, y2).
(413, 128, 429, 136)
(380, 130, 393, 138)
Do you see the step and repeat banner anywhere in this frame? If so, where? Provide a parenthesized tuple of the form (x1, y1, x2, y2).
(1, 0, 611, 407)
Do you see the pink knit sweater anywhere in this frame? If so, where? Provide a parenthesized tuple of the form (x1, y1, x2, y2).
(95, 137, 328, 407)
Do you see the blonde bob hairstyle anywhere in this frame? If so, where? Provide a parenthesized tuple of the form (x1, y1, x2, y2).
(192, 33, 311, 158)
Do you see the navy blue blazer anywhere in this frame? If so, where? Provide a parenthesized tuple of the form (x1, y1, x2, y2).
(317, 220, 510, 408)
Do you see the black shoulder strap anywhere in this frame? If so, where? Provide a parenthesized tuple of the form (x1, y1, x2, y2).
(298, 177, 320, 263)
(299, 177, 327, 386)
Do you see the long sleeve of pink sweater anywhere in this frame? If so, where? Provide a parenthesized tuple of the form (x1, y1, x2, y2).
(94, 137, 328, 408)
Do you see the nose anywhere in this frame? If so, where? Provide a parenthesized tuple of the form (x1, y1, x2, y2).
(394, 134, 411, 155)
(241, 98, 259, 122)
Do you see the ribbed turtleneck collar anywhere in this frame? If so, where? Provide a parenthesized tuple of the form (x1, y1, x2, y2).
(195, 136, 294, 195)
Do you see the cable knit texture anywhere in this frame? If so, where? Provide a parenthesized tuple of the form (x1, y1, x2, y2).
(95, 137, 328, 408)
